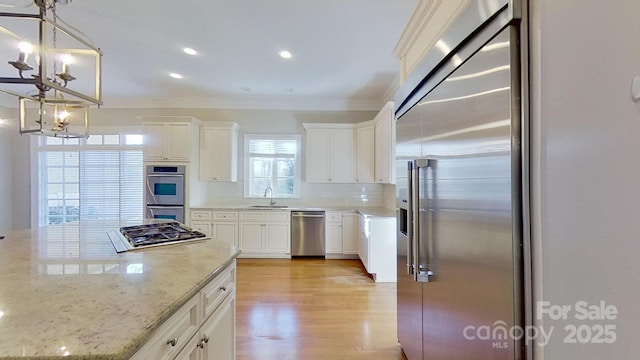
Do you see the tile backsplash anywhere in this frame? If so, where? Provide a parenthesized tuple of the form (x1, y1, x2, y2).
(201, 182, 386, 208)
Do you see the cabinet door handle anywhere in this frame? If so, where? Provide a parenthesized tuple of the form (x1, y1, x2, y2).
(166, 338, 178, 347)
(196, 335, 210, 349)
(220, 286, 227, 291)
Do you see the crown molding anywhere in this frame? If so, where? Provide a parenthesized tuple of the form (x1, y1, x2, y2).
(99, 95, 383, 112)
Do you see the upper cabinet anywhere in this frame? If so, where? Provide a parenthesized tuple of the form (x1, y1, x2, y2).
(141, 117, 200, 162)
(374, 102, 396, 184)
(355, 121, 375, 184)
(304, 124, 355, 183)
(199, 122, 239, 182)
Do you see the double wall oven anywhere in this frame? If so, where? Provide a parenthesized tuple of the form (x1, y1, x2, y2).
(145, 165, 185, 223)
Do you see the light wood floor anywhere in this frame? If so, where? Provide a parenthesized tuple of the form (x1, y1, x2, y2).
(236, 258, 407, 360)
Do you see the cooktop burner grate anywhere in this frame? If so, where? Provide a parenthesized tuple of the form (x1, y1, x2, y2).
(119, 222, 207, 248)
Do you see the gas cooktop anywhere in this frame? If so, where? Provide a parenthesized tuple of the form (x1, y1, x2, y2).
(107, 222, 209, 253)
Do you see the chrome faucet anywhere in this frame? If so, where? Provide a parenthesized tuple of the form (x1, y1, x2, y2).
(263, 186, 276, 206)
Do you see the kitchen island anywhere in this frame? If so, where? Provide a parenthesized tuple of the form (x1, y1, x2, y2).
(0, 220, 240, 360)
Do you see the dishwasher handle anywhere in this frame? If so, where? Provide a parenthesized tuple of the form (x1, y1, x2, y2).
(291, 214, 325, 218)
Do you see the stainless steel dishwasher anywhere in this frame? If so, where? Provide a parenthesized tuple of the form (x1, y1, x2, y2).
(290, 210, 325, 256)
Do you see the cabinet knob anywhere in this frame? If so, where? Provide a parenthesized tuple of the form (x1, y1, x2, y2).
(166, 338, 178, 347)
(196, 335, 210, 349)
(220, 286, 227, 291)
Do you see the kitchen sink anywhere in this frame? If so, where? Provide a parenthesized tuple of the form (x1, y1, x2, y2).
(249, 205, 289, 209)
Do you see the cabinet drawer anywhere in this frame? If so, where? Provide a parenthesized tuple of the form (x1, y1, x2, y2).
(239, 211, 263, 221)
(130, 295, 200, 360)
(212, 211, 238, 221)
(264, 211, 289, 222)
(201, 263, 236, 320)
(190, 221, 211, 235)
(326, 212, 342, 223)
(191, 210, 212, 221)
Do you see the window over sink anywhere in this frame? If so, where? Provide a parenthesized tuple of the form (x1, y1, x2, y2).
(244, 134, 301, 199)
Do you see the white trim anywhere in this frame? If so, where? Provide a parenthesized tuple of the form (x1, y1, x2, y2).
(243, 134, 302, 199)
(100, 95, 383, 111)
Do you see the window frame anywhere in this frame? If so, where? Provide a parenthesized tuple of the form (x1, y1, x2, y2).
(32, 131, 144, 227)
(243, 134, 301, 199)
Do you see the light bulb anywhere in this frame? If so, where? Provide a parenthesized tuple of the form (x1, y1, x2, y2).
(59, 54, 73, 74)
(17, 41, 33, 62)
(57, 110, 70, 121)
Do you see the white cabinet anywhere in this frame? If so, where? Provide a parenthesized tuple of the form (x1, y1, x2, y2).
(303, 124, 355, 183)
(198, 295, 235, 360)
(374, 101, 396, 184)
(342, 213, 358, 254)
(199, 123, 239, 182)
(132, 261, 236, 360)
(358, 213, 397, 282)
(356, 122, 375, 184)
(190, 210, 238, 247)
(142, 118, 198, 162)
(325, 211, 358, 259)
(238, 211, 290, 257)
(212, 223, 238, 247)
(325, 212, 343, 254)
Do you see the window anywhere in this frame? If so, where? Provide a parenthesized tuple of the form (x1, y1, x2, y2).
(244, 135, 301, 198)
(35, 133, 144, 226)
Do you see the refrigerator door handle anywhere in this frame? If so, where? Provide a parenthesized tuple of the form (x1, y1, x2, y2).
(414, 158, 435, 283)
(406, 161, 415, 276)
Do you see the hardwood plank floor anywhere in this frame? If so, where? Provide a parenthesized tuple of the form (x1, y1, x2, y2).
(236, 258, 407, 360)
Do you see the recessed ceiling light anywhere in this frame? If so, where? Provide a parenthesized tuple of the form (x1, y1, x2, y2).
(183, 48, 197, 56)
(169, 73, 183, 79)
(278, 50, 292, 59)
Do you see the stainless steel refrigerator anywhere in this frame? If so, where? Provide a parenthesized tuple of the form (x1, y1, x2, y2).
(395, 2, 526, 359)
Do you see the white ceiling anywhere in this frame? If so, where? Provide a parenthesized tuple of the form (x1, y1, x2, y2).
(46, 0, 417, 111)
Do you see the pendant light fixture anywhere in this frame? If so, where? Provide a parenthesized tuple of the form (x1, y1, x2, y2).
(0, 0, 102, 138)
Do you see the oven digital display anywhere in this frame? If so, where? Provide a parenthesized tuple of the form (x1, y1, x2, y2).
(154, 183, 177, 196)
(154, 214, 177, 220)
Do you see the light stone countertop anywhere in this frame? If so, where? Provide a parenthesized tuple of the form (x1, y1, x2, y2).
(190, 205, 396, 218)
(0, 220, 240, 360)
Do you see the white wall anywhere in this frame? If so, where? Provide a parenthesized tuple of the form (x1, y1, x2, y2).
(530, 0, 640, 358)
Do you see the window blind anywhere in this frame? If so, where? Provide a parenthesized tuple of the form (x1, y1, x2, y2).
(35, 134, 144, 227)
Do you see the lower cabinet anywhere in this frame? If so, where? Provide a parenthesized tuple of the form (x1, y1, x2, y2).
(325, 212, 343, 254)
(342, 213, 358, 254)
(200, 295, 235, 360)
(175, 295, 235, 360)
(238, 211, 290, 257)
(325, 212, 358, 259)
(189, 211, 238, 247)
(131, 261, 236, 360)
(358, 214, 397, 282)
